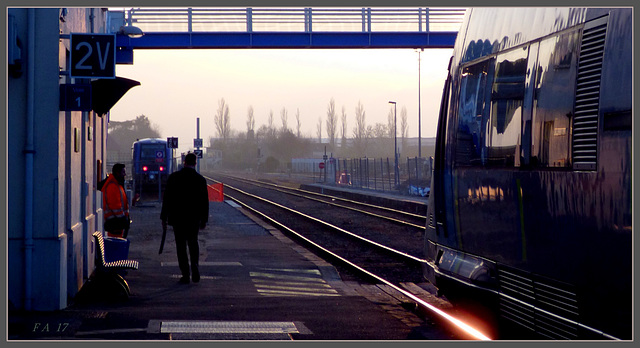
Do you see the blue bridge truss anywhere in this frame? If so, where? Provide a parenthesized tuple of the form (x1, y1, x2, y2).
(110, 8, 464, 63)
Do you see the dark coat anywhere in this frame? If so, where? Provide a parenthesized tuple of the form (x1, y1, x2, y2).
(160, 167, 209, 229)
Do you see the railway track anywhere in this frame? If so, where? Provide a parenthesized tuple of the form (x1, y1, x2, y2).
(203, 172, 492, 340)
(213, 172, 427, 230)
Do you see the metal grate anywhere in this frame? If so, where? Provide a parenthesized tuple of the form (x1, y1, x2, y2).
(160, 321, 301, 334)
(497, 267, 580, 339)
(572, 16, 608, 171)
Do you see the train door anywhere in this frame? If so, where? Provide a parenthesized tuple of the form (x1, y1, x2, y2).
(452, 46, 529, 265)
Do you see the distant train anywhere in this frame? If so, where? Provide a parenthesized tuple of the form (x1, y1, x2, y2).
(423, 8, 631, 340)
(131, 138, 172, 195)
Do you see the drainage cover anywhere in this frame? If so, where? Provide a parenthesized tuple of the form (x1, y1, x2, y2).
(148, 320, 312, 340)
(161, 321, 299, 334)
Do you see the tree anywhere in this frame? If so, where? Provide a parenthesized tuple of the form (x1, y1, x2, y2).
(107, 114, 161, 155)
(214, 98, 231, 141)
(280, 107, 289, 134)
(340, 106, 347, 153)
(352, 101, 367, 156)
(267, 110, 276, 139)
(316, 117, 322, 144)
(295, 108, 302, 138)
(371, 123, 388, 139)
(387, 106, 395, 139)
(326, 98, 337, 150)
(246, 105, 255, 139)
(400, 106, 408, 156)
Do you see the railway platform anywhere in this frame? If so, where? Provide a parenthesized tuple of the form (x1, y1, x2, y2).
(300, 183, 428, 215)
(8, 198, 455, 341)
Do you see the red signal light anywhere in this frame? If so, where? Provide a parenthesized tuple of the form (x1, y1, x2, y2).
(143, 166, 148, 171)
(159, 166, 164, 172)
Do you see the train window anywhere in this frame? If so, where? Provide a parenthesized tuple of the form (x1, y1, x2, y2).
(455, 59, 494, 166)
(531, 31, 580, 168)
(140, 145, 165, 159)
(487, 49, 528, 167)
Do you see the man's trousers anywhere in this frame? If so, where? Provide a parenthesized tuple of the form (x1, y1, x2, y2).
(173, 226, 200, 279)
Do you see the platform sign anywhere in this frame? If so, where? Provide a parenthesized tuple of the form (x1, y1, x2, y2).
(194, 149, 203, 158)
(70, 33, 116, 79)
(59, 84, 92, 111)
(167, 137, 178, 149)
(194, 138, 203, 148)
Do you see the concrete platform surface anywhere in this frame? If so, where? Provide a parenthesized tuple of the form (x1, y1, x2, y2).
(8, 200, 453, 341)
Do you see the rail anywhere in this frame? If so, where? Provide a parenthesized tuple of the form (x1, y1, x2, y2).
(114, 7, 465, 34)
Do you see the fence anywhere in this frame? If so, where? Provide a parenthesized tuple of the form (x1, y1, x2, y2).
(292, 156, 433, 197)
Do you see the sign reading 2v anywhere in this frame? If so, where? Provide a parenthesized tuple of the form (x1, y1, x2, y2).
(70, 33, 116, 79)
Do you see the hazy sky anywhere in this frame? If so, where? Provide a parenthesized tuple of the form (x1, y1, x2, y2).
(110, 45, 453, 153)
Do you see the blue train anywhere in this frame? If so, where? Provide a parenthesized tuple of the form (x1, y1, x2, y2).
(131, 138, 172, 196)
(423, 8, 631, 340)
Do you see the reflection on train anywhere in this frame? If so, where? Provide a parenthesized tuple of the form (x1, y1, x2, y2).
(423, 8, 631, 340)
(131, 138, 172, 197)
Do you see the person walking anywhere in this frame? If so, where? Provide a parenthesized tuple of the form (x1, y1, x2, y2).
(160, 153, 209, 284)
(101, 163, 130, 238)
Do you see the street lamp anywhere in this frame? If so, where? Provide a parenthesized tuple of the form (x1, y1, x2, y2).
(388, 101, 399, 187)
(118, 25, 144, 38)
(118, 8, 144, 38)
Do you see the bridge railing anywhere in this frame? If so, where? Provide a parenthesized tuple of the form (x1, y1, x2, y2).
(112, 7, 465, 34)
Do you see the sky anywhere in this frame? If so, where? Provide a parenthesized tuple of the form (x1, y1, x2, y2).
(109, 41, 454, 153)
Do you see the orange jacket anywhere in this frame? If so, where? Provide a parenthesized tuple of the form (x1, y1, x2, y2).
(101, 174, 129, 222)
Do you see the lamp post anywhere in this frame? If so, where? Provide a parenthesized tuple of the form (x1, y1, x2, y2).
(417, 48, 423, 159)
(388, 101, 398, 187)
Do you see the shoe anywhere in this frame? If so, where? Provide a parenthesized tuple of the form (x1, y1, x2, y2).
(179, 276, 190, 284)
(192, 271, 200, 283)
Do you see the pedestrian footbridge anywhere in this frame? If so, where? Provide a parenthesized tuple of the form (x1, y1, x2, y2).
(108, 7, 464, 63)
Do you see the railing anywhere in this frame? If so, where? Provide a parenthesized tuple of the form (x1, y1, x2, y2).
(116, 7, 465, 34)
(295, 156, 432, 197)
(335, 157, 432, 195)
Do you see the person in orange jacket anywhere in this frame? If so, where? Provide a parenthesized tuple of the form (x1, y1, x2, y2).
(101, 163, 130, 238)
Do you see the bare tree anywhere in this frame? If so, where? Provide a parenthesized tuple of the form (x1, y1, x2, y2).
(353, 101, 366, 141)
(353, 101, 367, 156)
(246, 105, 255, 139)
(267, 110, 276, 138)
(400, 106, 408, 155)
(280, 107, 289, 134)
(340, 106, 347, 152)
(387, 107, 395, 139)
(214, 98, 231, 141)
(295, 108, 302, 138)
(371, 123, 388, 139)
(316, 117, 322, 144)
(326, 98, 337, 150)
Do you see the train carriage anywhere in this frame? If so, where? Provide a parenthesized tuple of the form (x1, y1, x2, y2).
(131, 138, 172, 196)
(424, 8, 632, 340)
